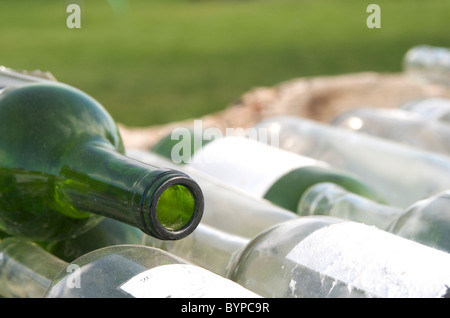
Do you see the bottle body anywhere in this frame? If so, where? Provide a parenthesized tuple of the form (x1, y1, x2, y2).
(0, 83, 204, 241)
(188, 137, 382, 212)
(255, 116, 450, 208)
(388, 190, 450, 253)
(145, 223, 250, 277)
(331, 107, 450, 156)
(227, 216, 450, 298)
(0, 238, 260, 298)
(43, 244, 260, 298)
(403, 45, 450, 86)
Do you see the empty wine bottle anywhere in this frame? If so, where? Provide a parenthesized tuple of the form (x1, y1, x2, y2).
(255, 116, 450, 208)
(298, 182, 450, 253)
(184, 137, 382, 212)
(145, 214, 450, 298)
(400, 97, 450, 122)
(127, 149, 297, 238)
(403, 45, 450, 86)
(0, 82, 204, 241)
(0, 238, 260, 298)
(226, 216, 450, 298)
(330, 106, 450, 156)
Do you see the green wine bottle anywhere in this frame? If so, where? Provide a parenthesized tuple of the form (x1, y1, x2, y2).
(0, 83, 204, 241)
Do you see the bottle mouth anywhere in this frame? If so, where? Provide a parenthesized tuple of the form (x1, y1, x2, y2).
(140, 170, 204, 240)
(156, 184, 196, 231)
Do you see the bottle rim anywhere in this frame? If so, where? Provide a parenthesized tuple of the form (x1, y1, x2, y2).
(139, 169, 204, 240)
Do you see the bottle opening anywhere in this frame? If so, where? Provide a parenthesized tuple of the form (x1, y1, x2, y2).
(155, 184, 196, 231)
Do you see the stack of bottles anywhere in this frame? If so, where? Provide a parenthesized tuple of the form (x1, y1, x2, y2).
(2, 45, 450, 298)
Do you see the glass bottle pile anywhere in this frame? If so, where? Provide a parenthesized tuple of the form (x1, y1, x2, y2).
(2, 45, 450, 298)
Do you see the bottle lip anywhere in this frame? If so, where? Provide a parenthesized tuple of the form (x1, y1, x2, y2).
(138, 169, 204, 240)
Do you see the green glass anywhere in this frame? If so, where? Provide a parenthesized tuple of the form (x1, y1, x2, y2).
(0, 83, 204, 241)
(264, 166, 383, 212)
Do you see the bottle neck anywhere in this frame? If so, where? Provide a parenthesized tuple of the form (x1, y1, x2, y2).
(298, 182, 403, 230)
(264, 165, 383, 213)
(59, 141, 204, 240)
(145, 223, 250, 277)
(127, 149, 298, 238)
(0, 238, 67, 298)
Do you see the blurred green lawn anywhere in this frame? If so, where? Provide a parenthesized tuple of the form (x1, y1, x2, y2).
(1, 0, 449, 127)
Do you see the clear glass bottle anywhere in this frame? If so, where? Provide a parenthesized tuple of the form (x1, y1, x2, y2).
(400, 97, 450, 122)
(403, 45, 450, 86)
(227, 216, 450, 298)
(41, 213, 249, 277)
(330, 106, 450, 156)
(255, 116, 450, 209)
(0, 82, 204, 242)
(127, 149, 298, 238)
(145, 223, 250, 277)
(185, 137, 383, 212)
(298, 182, 450, 253)
(0, 238, 260, 298)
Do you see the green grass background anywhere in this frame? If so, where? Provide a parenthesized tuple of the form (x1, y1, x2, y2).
(1, 0, 449, 127)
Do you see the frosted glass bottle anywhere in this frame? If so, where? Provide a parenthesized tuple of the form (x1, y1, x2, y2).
(127, 149, 298, 238)
(185, 137, 383, 212)
(226, 216, 450, 298)
(255, 116, 450, 208)
(330, 106, 450, 156)
(403, 45, 450, 86)
(400, 97, 450, 122)
(0, 238, 260, 298)
(298, 182, 450, 253)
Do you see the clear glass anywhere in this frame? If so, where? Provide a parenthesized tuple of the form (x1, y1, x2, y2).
(0, 238, 260, 298)
(0, 81, 204, 241)
(186, 137, 383, 212)
(255, 116, 450, 209)
(403, 45, 450, 86)
(127, 149, 298, 238)
(227, 216, 450, 298)
(298, 182, 403, 230)
(145, 223, 250, 277)
(400, 97, 450, 122)
(388, 190, 450, 253)
(330, 106, 450, 156)
(298, 183, 450, 253)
